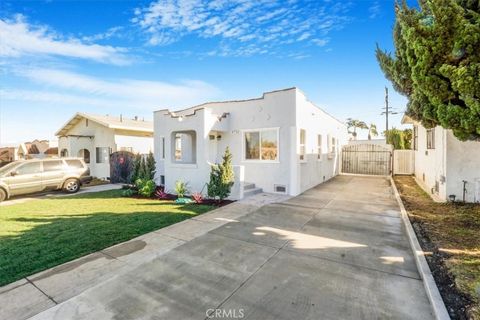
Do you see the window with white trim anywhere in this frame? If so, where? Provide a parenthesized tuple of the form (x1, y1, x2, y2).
(317, 134, 322, 160)
(174, 134, 182, 160)
(96, 147, 110, 164)
(426, 128, 435, 149)
(161, 137, 165, 159)
(299, 129, 306, 161)
(244, 128, 278, 161)
(413, 125, 418, 151)
(331, 137, 336, 154)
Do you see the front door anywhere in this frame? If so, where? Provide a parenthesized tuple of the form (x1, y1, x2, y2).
(5, 162, 43, 196)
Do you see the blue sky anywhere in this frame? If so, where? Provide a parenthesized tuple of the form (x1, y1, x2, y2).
(0, 0, 411, 144)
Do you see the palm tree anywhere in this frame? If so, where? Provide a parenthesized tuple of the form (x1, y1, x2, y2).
(367, 123, 378, 140)
(346, 118, 368, 140)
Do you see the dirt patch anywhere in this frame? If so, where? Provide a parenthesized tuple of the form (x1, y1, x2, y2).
(394, 176, 480, 319)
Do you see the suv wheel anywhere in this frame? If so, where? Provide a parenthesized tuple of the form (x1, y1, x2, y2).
(63, 179, 80, 193)
(0, 189, 6, 202)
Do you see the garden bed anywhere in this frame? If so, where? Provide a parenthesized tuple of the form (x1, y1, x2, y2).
(394, 176, 480, 319)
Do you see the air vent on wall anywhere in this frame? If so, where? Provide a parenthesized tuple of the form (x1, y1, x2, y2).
(274, 184, 287, 193)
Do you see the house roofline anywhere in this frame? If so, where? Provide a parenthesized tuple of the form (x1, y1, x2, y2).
(55, 112, 153, 136)
(154, 87, 345, 127)
(401, 114, 416, 125)
(154, 87, 298, 116)
(295, 88, 346, 126)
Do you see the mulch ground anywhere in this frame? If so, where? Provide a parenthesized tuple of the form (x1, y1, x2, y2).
(394, 176, 480, 320)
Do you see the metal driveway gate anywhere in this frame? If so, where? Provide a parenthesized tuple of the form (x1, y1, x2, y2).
(341, 144, 392, 175)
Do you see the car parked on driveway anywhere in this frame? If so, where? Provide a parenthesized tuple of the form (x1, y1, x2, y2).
(0, 158, 92, 202)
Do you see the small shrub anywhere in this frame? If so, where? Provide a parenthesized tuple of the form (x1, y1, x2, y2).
(191, 192, 203, 204)
(207, 147, 234, 202)
(175, 180, 189, 198)
(121, 189, 136, 197)
(135, 179, 156, 198)
(155, 188, 169, 200)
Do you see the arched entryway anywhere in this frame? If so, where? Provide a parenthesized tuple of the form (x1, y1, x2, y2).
(77, 149, 91, 164)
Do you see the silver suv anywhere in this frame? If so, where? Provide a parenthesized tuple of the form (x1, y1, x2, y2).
(0, 158, 92, 202)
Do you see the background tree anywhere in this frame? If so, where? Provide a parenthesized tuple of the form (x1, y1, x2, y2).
(367, 123, 378, 140)
(376, 0, 480, 141)
(129, 154, 142, 184)
(346, 118, 368, 139)
(385, 128, 412, 149)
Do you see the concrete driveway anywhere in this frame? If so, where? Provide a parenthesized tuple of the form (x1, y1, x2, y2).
(2, 176, 434, 320)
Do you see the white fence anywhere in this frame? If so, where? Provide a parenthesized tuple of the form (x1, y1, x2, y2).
(393, 150, 414, 175)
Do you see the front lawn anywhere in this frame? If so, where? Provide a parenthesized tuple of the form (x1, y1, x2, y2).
(0, 190, 213, 286)
(394, 176, 480, 319)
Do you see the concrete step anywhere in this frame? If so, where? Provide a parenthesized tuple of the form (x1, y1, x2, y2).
(243, 187, 263, 198)
(243, 182, 256, 190)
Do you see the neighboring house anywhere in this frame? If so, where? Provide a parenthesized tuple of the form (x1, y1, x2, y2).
(0, 140, 58, 165)
(0, 147, 17, 165)
(154, 87, 348, 199)
(56, 113, 153, 179)
(402, 115, 480, 203)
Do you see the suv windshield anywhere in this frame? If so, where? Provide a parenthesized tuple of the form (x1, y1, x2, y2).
(0, 162, 20, 175)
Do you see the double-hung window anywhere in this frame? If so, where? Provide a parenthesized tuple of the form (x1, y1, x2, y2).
(426, 128, 435, 149)
(161, 137, 165, 159)
(244, 128, 278, 161)
(96, 147, 110, 164)
(317, 134, 322, 160)
(413, 126, 418, 151)
(299, 129, 306, 161)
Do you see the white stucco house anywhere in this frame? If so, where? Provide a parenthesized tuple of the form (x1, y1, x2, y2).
(153, 87, 348, 199)
(56, 113, 153, 179)
(402, 115, 480, 203)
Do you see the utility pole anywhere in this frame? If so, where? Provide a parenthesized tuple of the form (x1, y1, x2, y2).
(385, 87, 389, 131)
(381, 87, 398, 133)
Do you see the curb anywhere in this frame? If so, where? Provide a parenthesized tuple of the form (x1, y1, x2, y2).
(390, 177, 450, 320)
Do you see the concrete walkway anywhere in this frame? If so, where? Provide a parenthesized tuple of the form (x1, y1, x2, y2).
(0, 176, 434, 320)
(0, 183, 122, 207)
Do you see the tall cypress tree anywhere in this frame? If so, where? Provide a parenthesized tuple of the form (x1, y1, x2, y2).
(145, 151, 156, 180)
(376, 0, 480, 141)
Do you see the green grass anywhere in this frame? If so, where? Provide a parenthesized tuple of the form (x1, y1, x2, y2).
(0, 190, 213, 286)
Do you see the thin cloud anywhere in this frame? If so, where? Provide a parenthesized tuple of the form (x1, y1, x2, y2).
(133, 0, 351, 56)
(82, 26, 125, 42)
(369, 1, 381, 19)
(0, 15, 132, 65)
(11, 67, 221, 109)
